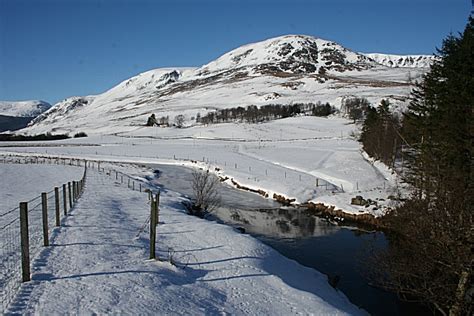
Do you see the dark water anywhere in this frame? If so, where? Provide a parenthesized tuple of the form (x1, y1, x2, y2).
(149, 163, 430, 316)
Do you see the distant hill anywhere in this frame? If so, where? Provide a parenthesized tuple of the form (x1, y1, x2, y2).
(0, 100, 51, 117)
(0, 100, 51, 133)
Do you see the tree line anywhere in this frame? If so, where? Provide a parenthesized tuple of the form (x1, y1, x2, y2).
(198, 102, 335, 125)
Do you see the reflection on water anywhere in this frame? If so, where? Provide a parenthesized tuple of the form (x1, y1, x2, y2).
(214, 206, 338, 239)
(211, 207, 429, 316)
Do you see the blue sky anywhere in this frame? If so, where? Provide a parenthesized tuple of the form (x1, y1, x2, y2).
(0, 0, 472, 104)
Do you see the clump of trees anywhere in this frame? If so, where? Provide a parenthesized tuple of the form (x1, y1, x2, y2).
(199, 102, 335, 125)
(360, 99, 402, 166)
(146, 114, 157, 126)
(312, 102, 334, 116)
(159, 116, 169, 126)
(146, 114, 170, 127)
(174, 114, 185, 128)
(343, 97, 370, 122)
(0, 133, 70, 141)
(370, 16, 473, 316)
(73, 132, 88, 138)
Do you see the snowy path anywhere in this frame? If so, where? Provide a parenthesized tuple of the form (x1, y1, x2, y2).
(7, 168, 363, 315)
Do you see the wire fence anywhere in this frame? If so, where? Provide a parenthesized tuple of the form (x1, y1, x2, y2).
(0, 159, 87, 314)
(0, 154, 164, 314)
(86, 150, 346, 193)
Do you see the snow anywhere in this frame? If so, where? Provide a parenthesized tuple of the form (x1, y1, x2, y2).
(364, 53, 435, 68)
(0, 163, 84, 213)
(0, 100, 51, 118)
(2, 162, 365, 315)
(200, 34, 371, 74)
(1, 115, 399, 218)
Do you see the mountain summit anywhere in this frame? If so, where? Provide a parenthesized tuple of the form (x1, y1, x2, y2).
(199, 35, 376, 75)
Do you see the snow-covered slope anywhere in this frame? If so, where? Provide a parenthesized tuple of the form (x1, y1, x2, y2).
(199, 34, 376, 75)
(0, 100, 51, 117)
(22, 35, 429, 135)
(364, 53, 435, 68)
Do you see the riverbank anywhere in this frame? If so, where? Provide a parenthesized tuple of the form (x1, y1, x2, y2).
(0, 150, 393, 228)
(1, 160, 365, 315)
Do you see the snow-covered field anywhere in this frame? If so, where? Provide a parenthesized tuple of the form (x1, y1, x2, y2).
(0, 163, 84, 213)
(2, 116, 399, 218)
(1, 161, 365, 315)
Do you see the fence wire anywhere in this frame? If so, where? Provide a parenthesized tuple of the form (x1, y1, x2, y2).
(0, 157, 84, 314)
(0, 216, 21, 314)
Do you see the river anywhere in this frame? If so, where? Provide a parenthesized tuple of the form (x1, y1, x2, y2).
(148, 163, 430, 315)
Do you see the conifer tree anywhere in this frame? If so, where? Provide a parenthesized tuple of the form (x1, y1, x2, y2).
(374, 16, 473, 316)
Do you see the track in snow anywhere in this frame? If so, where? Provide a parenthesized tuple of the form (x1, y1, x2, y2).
(6, 167, 362, 315)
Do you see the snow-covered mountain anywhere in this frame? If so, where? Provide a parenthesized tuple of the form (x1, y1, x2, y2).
(0, 100, 51, 117)
(0, 100, 52, 132)
(22, 35, 429, 135)
(364, 53, 435, 68)
(198, 35, 376, 75)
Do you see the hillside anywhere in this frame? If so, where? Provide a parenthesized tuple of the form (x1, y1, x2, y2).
(22, 35, 430, 135)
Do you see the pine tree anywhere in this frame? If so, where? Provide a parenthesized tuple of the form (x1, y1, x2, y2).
(374, 16, 473, 315)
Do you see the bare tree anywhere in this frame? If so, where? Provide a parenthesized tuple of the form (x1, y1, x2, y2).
(174, 114, 185, 128)
(189, 169, 221, 217)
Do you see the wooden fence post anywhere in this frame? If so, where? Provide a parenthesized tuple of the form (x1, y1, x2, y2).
(63, 184, 67, 215)
(156, 191, 160, 226)
(73, 181, 76, 202)
(54, 187, 60, 226)
(68, 182, 72, 208)
(20, 202, 31, 282)
(149, 195, 157, 259)
(41, 192, 49, 246)
(132, 181, 135, 190)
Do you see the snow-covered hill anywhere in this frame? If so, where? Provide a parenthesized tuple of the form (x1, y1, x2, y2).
(22, 35, 429, 135)
(199, 35, 376, 75)
(364, 53, 435, 68)
(0, 100, 51, 117)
